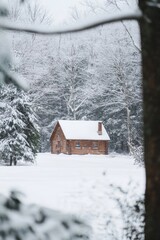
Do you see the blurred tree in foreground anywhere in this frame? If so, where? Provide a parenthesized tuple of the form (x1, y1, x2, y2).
(0, 191, 90, 240)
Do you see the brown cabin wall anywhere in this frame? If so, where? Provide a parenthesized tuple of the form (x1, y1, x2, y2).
(68, 140, 108, 155)
(50, 123, 109, 155)
(50, 123, 67, 154)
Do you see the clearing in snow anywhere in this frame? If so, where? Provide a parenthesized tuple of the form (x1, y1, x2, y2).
(0, 153, 145, 239)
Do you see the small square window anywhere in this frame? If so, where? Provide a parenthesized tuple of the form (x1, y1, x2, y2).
(75, 141, 81, 149)
(92, 142, 98, 149)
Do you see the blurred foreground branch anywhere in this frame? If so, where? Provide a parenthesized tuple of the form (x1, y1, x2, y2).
(0, 9, 142, 35)
(0, 191, 90, 240)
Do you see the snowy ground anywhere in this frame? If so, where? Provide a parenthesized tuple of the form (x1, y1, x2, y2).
(0, 153, 145, 239)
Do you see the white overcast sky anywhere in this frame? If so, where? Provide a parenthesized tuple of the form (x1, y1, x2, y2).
(32, 0, 135, 25)
(36, 0, 83, 24)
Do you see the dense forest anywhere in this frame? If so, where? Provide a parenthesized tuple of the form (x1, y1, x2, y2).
(8, 0, 143, 156)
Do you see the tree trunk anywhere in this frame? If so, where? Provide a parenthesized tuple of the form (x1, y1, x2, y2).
(73, 109, 76, 120)
(126, 106, 132, 154)
(10, 156, 13, 166)
(13, 157, 17, 166)
(139, 1, 160, 239)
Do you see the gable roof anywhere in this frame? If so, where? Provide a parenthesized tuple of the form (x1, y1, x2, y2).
(58, 120, 110, 141)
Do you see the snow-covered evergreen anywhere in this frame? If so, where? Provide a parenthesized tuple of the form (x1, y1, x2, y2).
(0, 84, 40, 165)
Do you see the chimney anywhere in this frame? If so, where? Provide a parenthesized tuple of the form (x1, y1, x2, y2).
(98, 121, 102, 135)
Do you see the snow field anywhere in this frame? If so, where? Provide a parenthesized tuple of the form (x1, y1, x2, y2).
(0, 153, 145, 240)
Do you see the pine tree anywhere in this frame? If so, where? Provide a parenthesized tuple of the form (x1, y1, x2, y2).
(0, 84, 40, 165)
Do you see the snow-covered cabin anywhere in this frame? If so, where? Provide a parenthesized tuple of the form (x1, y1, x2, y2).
(50, 120, 110, 155)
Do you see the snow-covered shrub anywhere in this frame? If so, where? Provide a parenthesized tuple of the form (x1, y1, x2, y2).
(106, 183, 144, 240)
(0, 191, 90, 240)
(132, 145, 144, 165)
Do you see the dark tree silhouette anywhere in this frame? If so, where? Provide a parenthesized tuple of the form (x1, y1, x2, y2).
(139, 1, 160, 239)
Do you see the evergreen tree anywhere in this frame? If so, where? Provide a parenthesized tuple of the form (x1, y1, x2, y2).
(0, 84, 40, 165)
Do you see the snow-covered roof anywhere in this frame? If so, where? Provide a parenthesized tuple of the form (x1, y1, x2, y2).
(58, 120, 110, 141)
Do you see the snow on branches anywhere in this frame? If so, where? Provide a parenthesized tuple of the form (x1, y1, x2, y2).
(0, 190, 91, 240)
(0, 84, 40, 165)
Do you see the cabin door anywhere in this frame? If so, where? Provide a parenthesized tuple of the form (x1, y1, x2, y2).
(57, 141, 61, 154)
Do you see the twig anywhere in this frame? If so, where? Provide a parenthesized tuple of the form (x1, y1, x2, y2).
(121, 21, 141, 53)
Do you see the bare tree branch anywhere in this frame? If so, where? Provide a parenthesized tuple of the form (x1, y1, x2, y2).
(121, 21, 141, 52)
(81, 0, 99, 13)
(70, 6, 81, 21)
(94, 0, 141, 52)
(0, 9, 142, 35)
(75, 97, 88, 112)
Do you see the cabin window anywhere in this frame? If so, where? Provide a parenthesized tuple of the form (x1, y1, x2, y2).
(92, 141, 98, 149)
(75, 141, 81, 149)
